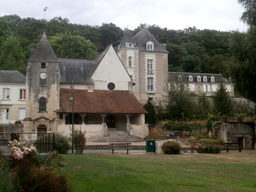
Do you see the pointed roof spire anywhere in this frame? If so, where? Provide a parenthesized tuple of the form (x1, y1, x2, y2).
(28, 32, 58, 62)
(119, 29, 134, 47)
(133, 28, 167, 52)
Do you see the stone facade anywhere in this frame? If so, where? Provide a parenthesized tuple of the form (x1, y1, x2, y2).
(117, 28, 168, 104)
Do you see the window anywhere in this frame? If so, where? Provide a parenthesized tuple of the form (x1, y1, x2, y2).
(211, 76, 215, 82)
(41, 63, 46, 68)
(40, 79, 47, 86)
(146, 41, 154, 50)
(203, 76, 207, 82)
(1, 108, 9, 123)
(147, 77, 154, 92)
(19, 108, 25, 120)
(2, 88, 10, 99)
(19, 89, 26, 100)
(128, 57, 132, 68)
(147, 59, 153, 74)
(197, 76, 201, 82)
(188, 75, 193, 82)
(39, 97, 46, 112)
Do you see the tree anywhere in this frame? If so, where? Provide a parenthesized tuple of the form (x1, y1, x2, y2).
(49, 33, 98, 60)
(143, 100, 156, 126)
(238, 0, 256, 26)
(0, 36, 26, 74)
(212, 83, 233, 116)
(167, 82, 199, 120)
(198, 93, 212, 118)
(0, 18, 11, 46)
(229, 28, 256, 103)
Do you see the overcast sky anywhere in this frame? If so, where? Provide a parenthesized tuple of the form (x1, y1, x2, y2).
(0, 0, 248, 32)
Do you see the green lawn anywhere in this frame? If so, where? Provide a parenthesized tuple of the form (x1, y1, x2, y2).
(61, 152, 256, 192)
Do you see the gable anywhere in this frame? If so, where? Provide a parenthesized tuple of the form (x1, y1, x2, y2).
(91, 45, 132, 90)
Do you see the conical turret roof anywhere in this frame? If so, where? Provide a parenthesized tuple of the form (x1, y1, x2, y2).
(28, 32, 58, 62)
(119, 29, 134, 47)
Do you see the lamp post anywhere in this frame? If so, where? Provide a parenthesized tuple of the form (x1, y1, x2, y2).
(69, 80, 74, 153)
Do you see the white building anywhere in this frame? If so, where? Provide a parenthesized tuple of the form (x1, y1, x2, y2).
(0, 70, 26, 124)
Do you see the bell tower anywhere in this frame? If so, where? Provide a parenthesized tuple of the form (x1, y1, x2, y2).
(23, 32, 60, 133)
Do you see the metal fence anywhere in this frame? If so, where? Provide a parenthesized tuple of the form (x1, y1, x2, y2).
(0, 132, 55, 153)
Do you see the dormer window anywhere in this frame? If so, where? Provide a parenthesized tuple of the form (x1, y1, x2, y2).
(126, 42, 133, 48)
(178, 75, 182, 81)
(146, 41, 154, 51)
(203, 76, 207, 82)
(188, 75, 193, 82)
(211, 76, 215, 82)
(197, 76, 201, 82)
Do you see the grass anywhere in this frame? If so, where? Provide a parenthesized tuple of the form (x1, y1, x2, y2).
(61, 152, 256, 192)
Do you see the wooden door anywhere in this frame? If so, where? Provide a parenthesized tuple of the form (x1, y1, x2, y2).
(37, 124, 47, 138)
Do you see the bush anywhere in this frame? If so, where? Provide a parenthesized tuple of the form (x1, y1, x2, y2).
(198, 139, 222, 144)
(162, 141, 180, 154)
(73, 129, 86, 154)
(55, 133, 70, 154)
(11, 158, 72, 192)
(163, 121, 190, 132)
(197, 145, 221, 154)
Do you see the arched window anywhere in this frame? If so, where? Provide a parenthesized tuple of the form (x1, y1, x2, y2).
(197, 76, 201, 82)
(203, 76, 207, 82)
(211, 76, 215, 82)
(188, 75, 193, 82)
(39, 97, 46, 112)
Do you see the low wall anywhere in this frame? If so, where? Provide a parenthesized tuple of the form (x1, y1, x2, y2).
(0, 124, 23, 133)
(218, 122, 255, 149)
(131, 124, 148, 139)
(58, 124, 104, 141)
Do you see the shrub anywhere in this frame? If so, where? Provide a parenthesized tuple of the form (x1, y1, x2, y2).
(11, 158, 72, 192)
(197, 145, 221, 154)
(55, 133, 70, 154)
(198, 139, 222, 144)
(163, 121, 190, 132)
(73, 129, 86, 154)
(162, 141, 180, 154)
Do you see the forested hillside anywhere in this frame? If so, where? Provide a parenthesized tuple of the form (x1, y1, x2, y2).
(0, 14, 236, 76)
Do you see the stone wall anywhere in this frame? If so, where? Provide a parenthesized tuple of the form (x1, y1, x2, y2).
(0, 124, 23, 133)
(218, 122, 255, 149)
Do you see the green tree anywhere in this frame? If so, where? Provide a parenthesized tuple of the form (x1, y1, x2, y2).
(0, 18, 11, 46)
(238, 0, 256, 26)
(49, 33, 98, 60)
(167, 82, 199, 120)
(198, 93, 212, 118)
(212, 83, 233, 116)
(0, 36, 26, 74)
(143, 100, 156, 126)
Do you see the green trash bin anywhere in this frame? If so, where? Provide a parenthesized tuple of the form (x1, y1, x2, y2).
(146, 140, 156, 153)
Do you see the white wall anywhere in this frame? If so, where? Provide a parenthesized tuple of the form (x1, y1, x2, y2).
(0, 83, 26, 124)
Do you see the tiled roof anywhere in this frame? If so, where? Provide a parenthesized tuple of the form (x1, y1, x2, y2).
(28, 32, 58, 62)
(168, 72, 232, 83)
(56, 89, 147, 114)
(132, 28, 167, 52)
(0, 70, 26, 83)
(59, 44, 111, 84)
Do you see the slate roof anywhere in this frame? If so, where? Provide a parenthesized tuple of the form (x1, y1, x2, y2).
(56, 89, 147, 114)
(28, 32, 58, 62)
(0, 70, 26, 83)
(168, 72, 232, 83)
(59, 44, 111, 84)
(119, 29, 135, 47)
(132, 28, 168, 52)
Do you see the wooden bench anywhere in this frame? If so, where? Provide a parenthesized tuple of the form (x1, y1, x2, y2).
(109, 142, 131, 154)
(223, 143, 243, 152)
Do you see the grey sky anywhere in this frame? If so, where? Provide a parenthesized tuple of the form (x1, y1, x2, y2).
(0, 0, 248, 32)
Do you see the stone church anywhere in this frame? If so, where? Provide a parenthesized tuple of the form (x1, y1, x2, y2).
(23, 31, 153, 141)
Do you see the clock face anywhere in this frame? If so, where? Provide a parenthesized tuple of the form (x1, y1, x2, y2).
(40, 72, 47, 79)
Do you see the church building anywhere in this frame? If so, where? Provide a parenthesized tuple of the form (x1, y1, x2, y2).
(23, 32, 148, 141)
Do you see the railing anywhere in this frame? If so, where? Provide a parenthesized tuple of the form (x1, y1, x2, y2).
(0, 132, 55, 153)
